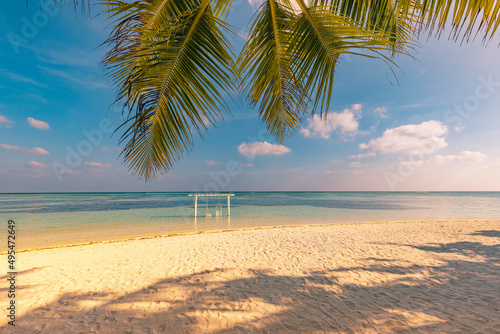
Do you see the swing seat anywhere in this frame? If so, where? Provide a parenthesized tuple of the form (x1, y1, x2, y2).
(215, 204, 222, 217)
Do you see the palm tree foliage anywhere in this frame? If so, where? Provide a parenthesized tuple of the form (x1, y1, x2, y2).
(96, 0, 500, 180)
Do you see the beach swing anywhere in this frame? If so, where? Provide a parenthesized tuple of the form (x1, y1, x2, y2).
(205, 197, 212, 217)
(215, 196, 223, 217)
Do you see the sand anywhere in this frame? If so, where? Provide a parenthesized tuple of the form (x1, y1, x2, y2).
(1, 220, 499, 333)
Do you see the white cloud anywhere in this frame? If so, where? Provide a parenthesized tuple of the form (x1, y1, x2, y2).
(238, 30, 249, 41)
(490, 158, 500, 168)
(27, 161, 49, 168)
(349, 152, 376, 159)
(27, 117, 50, 130)
(301, 104, 362, 139)
(433, 151, 487, 164)
(0, 144, 24, 151)
(238, 141, 291, 157)
(0, 115, 13, 124)
(205, 160, 222, 166)
(247, 0, 264, 8)
(360, 120, 448, 155)
(349, 162, 365, 168)
(101, 146, 121, 152)
(200, 114, 213, 127)
(1, 145, 51, 155)
(27, 147, 50, 155)
(351, 104, 362, 111)
(84, 162, 111, 168)
(301, 128, 311, 137)
(240, 163, 254, 167)
(373, 107, 388, 118)
(398, 151, 487, 171)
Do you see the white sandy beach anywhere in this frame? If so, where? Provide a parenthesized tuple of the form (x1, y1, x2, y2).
(2, 220, 499, 333)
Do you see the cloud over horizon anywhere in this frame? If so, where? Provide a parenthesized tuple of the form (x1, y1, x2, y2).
(27, 117, 50, 130)
(205, 160, 222, 166)
(373, 107, 388, 118)
(0, 144, 24, 151)
(0, 144, 50, 155)
(84, 162, 112, 168)
(238, 141, 291, 157)
(28, 147, 50, 155)
(433, 151, 487, 164)
(27, 161, 49, 168)
(349, 161, 365, 168)
(301, 104, 362, 139)
(349, 152, 376, 159)
(398, 151, 488, 171)
(0, 114, 14, 127)
(359, 120, 448, 155)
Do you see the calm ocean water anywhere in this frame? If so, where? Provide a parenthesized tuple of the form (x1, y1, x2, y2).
(1, 192, 500, 250)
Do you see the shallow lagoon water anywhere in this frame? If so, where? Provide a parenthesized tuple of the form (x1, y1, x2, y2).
(1, 192, 500, 250)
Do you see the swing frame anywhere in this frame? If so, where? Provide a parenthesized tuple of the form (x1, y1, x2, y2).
(188, 193, 234, 218)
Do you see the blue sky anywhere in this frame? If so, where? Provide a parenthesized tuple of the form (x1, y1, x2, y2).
(1, 1, 500, 192)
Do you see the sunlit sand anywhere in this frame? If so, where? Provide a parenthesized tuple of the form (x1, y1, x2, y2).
(3, 220, 499, 333)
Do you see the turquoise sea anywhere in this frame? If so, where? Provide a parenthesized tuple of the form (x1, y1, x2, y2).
(1, 192, 500, 250)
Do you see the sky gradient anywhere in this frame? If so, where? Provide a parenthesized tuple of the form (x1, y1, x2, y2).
(1, 1, 500, 192)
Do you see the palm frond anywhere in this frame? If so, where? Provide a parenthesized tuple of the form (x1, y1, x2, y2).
(289, 0, 405, 115)
(317, 0, 500, 44)
(331, 0, 420, 57)
(418, 0, 500, 42)
(238, 0, 307, 142)
(94, 0, 500, 180)
(101, 0, 236, 180)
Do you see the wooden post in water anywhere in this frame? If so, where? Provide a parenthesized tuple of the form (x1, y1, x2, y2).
(194, 195, 197, 217)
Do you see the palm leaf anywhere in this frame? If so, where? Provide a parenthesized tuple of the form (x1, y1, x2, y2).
(318, 0, 500, 43)
(101, 0, 237, 180)
(324, 0, 420, 56)
(238, 0, 307, 142)
(59, 0, 500, 180)
(288, 0, 405, 115)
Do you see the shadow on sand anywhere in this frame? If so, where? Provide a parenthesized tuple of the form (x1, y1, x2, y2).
(3, 230, 499, 333)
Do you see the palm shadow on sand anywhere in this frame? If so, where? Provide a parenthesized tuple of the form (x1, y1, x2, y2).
(3, 230, 499, 333)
